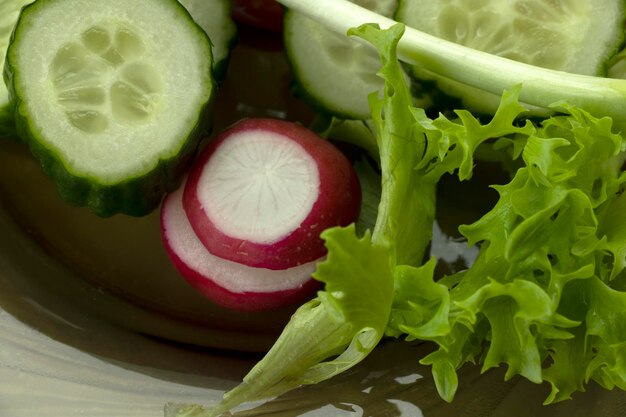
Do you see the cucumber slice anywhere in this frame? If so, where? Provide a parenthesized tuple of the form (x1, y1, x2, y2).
(284, 0, 400, 120)
(5, 0, 216, 216)
(396, 0, 626, 115)
(0, 0, 34, 140)
(608, 31, 626, 80)
(179, 0, 238, 79)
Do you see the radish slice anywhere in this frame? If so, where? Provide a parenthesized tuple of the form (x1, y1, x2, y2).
(231, 0, 284, 32)
(161, 184, 321, 311)
(183, 118, 361, 270)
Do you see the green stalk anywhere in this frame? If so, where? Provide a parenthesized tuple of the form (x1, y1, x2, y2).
(277, 0, 626, 122)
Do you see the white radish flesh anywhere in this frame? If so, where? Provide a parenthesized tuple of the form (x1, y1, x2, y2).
(183, 118, 361, 270)
(161, 184, 321, 311)
(195, 129, 320, 244)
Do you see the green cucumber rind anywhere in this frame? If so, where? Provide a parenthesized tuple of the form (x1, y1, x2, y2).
(0, 0, 32, 142)
(5, 0, 216, 217)
(12, 93, 214, 217)
(0, 105, 18, 140)
(212, 24, 238, 81)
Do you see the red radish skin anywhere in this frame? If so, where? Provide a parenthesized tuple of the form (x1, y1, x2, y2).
(161, 184, 321, 311)
(183, 118, 361, 270)
(232, 0, 284, 32)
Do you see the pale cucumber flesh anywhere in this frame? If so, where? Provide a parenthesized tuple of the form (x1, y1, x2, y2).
(397, 0, 625, 74)
(396, 0, 626, 114)
(284, 0, 400, 120)
(6, 0, 215, 215)
(50, 22, 165, 134)
(178, 0, 237, 78)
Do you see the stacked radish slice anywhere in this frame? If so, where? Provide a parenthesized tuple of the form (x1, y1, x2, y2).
(161, 118, 361, 311)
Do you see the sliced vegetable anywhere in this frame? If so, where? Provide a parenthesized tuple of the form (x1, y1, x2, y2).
(179, 0, 238, 79)
(389, 102, 626, 403)
(283, 0, 400, 120)
(397, 0, 623, 75)
(161, 181, 320, 311)
(5, 0, 215, 216)
(277, 0, 626, 124)
(232, 0, 284, 32)
(183, 117, 361, 270)
(395, 0, 626, 114)
(0, 0, 33, 140)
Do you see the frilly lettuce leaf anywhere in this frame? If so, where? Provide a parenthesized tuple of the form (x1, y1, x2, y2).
(361, 23, 436, 266)
(360, 22, 532, 266)
(389, 94, 626, 403)
(353, 157, 382, 236)
(190, 225, 394, 417)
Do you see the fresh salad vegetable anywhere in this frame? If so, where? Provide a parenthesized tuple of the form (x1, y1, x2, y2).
(4, 0, 216, 216)
(161, 117, 360, 310)
(283, 0, 400, 120)
(231, 0, 284, 32)
(183, 118, 361, 269)
(178, 0, 238, 79)
(395, 0, 626, 115)
(278, 0, 626, 125)
(0, 0, 33, 140)
(161, 179, 321, 311)
(168, 17, 626, 417)
(183, 118, 361, 270)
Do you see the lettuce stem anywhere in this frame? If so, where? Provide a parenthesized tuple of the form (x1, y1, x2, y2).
(277, 0, 626, 122)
